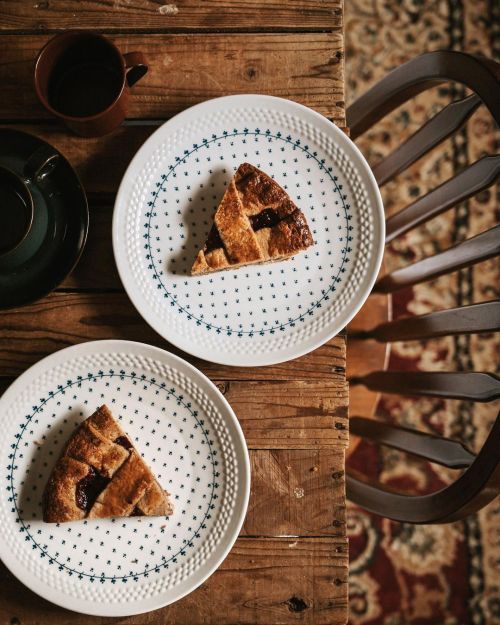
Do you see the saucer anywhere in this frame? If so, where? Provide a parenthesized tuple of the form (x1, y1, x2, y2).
(0, 129, 88, 309)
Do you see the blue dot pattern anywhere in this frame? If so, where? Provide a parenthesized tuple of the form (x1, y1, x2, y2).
(6, 370, 223, 583)
(144, 128, 354, 337)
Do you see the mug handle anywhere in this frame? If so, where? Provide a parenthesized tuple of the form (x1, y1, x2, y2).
(24, 146, 60, 182)
(123, 51, 148, 87)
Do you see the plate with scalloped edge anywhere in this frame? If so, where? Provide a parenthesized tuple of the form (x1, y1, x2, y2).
(0, 340, 250, 616)
(113, 95, 385, 367)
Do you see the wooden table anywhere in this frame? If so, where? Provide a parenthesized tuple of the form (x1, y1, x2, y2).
(0, 2, 348, 623)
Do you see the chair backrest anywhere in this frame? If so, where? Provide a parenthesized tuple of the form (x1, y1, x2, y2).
(345, 51, 500, 524)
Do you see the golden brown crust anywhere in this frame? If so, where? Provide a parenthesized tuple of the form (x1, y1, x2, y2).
(191, 247, 227, 274)
(235, 162, 297, 218)
(191, 163, 313, 275)
(43, 457, 88, 523)
(87, 404, 124, 440)
(136, 480, 174, 516)
(63, 421, 128, 478)
(268, 211, 314, 257)
(87, 451, 153, 519)
(213, 179, 263, 264)
(43, 405, 174, 523)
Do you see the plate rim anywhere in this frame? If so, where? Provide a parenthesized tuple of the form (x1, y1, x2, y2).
(0, 339, 251, 616)
(113, 94, 385, 366)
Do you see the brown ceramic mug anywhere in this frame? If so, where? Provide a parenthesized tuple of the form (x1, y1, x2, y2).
(34, 31, 148, 137)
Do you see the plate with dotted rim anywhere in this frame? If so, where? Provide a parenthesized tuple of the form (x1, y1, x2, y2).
(113, 95, 385, 366)
(0, 340, 250, 616)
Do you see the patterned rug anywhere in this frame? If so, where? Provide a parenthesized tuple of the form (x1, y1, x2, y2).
(345, 2, 500, 624)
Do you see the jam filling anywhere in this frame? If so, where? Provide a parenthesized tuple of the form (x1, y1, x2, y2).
(204, 225, 224, 253)
(114, 435, 133, 450)
(204, 208, 282, 253)
(250, 208, 281, 231)
(75, 466, 110, 511)
(131, 505, 144, 517)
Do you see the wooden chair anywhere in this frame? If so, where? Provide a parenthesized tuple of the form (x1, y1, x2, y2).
(345, 51, 500, 523)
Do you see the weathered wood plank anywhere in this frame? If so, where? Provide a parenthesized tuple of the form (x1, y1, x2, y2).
(225, 380, 348, 448)
(64, 202, 121, 290)
(0, 0, 343, 32)
(244, 449, 346, 536)
(0, 292, 346, 380)
(0, 33, 345, 121)
(0, 537, 348, 625)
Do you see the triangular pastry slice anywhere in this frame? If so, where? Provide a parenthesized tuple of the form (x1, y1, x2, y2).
(43, 405, 173, 523)
(191, 163, 314, 275)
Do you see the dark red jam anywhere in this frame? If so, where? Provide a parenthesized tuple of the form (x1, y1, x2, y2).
(204, 208, 282, 254)
(131, 506, 144, 517)
(204, 225, 224, 253)
(250, 208, 281, 231)
(114, 435, 133, 450)
(75, 466, 109, 511)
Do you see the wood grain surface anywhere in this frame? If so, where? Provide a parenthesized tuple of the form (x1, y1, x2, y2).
(0, 33, 345, 122)
(0, 537, 348, 625)
(243, 449, 346, 536)
(0, 2, 350, 622)
(0, 292, 346, 379)
(0, 0, 343, 32)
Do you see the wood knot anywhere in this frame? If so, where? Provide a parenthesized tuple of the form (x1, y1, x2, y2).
(332, 470, 344, 480)
(215, 381, 229, 395)
(331, 50, 344, 63)
(286, 596, 308, 612)
(246, 66, 257, 80)
(334, 421, 346, 430)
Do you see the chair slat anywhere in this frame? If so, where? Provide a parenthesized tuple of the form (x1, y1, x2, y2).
(385, 156, 500, 242)
(374, 94, 482, 186)
(349, 371, 500, 401)
(347, 51, 500, 140)
(346, 411, 500, 523)
(355, 301, 500, 342)
(350, 416, 475, 468)
(376, 225, 500, 292)
(346, 51, 500, 524)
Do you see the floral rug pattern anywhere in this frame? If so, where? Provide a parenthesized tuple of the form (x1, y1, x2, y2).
(345, 1, 500, 624)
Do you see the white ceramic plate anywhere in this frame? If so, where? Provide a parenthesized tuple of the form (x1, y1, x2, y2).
(0, 340, 250, 616)
(113, 95, 385, 366)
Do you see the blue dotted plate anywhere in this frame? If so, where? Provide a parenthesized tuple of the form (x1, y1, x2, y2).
(113, 96, 385, 366)
(0, 340, 250, 616)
